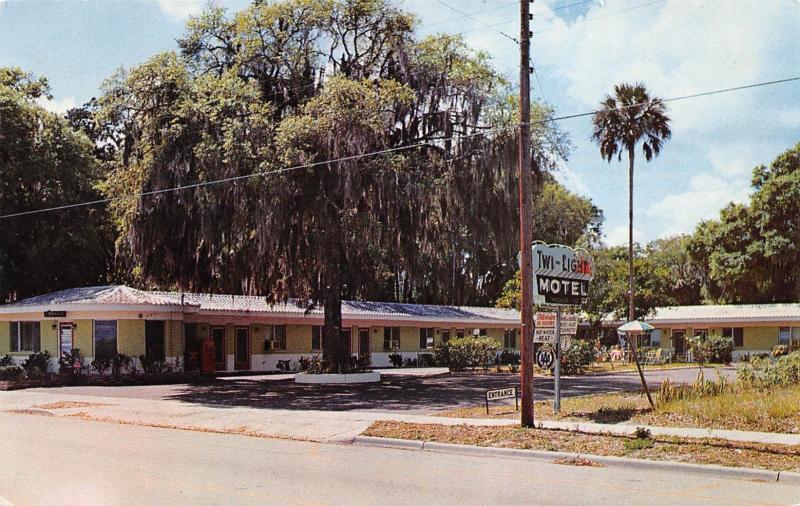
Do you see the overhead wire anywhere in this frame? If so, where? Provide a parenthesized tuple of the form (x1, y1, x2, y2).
(1, 75, 798, 220)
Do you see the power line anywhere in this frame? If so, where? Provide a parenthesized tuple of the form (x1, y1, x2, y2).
(1, 74, 798, 220)
(551, 76, 800, 121)
(435, 0, 518, 43)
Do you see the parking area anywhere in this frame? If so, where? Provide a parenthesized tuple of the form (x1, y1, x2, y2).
(28, 366, 736, 415)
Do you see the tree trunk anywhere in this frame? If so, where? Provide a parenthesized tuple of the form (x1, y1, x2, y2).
(627, 144, 636, 322)
(322, 242, 349, 373)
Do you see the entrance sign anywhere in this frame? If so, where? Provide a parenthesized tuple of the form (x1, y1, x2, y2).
(485, 387, 518, 413)
(532, 243, 594, 306)
(45, 310, 67, 318)
(487, 387, 516, 401)
(536, 347, 555, 369)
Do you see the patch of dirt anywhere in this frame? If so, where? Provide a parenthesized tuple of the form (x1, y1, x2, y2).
(33, 401, 112, 409)
(6, 408, 55, 417)
(554, 457, 603, 467)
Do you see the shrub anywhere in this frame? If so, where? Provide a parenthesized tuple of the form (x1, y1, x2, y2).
(388, 353, 403, 367)
(418, 354, 435, 368)
(113, 353, 134, 376)
(298, 356, 311, 371)
(498, 350, 520, 366)
(22, 351, 51, 378)
(624, 438, 654, 451)
(560, 340, 595, 375)
(738, 351, 800, 389)
(773, 345, 790, 358)
(58, 348, 85, 376)
(0, 365, 24, 382)
(0, 355, 14, 367)
(433, 336, 499, 372)
(689, 334, 734, 365)
(91, 357, 112, 375)
(139, 355, 169, 374)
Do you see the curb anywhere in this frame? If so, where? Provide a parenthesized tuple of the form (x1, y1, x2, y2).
(353, 436, 797, 484)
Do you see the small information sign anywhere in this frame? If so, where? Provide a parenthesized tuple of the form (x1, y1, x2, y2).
(559, 313, 578, 335)
(485, 387, 518, 413)
(536, 347, 555, 369)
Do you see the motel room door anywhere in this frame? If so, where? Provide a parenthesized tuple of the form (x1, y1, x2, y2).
(358, 328, 370, 362)
(672, 330, 686, 357)
(211, 326, 226, 371)
(234, 326, 250, 371)
(145, 320, 165, 363)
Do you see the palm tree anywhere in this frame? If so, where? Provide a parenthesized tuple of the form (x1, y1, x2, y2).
(592, 82, 671, 323)
(593, 83, 670, 409)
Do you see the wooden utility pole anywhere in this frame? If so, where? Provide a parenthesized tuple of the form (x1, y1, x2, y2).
(518, 0, 535, 428)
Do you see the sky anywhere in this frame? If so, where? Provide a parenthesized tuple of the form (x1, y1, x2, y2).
(1, 0, 799, 246)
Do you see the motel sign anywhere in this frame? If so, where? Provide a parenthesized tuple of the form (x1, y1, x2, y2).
(532, 243, 594, 306)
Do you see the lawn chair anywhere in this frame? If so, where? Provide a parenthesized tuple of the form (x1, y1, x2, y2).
(660, 348, 673, 364)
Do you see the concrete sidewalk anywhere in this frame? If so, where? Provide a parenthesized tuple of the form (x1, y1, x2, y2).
(2, 388, 799, 446)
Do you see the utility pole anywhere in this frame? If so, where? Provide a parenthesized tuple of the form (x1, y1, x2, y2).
(518, 0, 535, 428)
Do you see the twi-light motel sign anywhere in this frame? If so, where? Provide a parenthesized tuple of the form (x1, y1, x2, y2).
(532, 244, 593, 306)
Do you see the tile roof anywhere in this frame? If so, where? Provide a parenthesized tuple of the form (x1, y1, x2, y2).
(4, 285, 520, 323)
(648, 303, 800, 323)
(3, 285, 189, 308)
(154, 291, 520, 321)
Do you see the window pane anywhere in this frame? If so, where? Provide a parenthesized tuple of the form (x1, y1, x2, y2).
(419, 328, 434, 349)
(441, 329, 450, 344)
(722, 328, 732, 338)
(779, 327, 791, 345)
(94, 320, 117, 361)
(20, 322, 40, 351)
(734, 328, 744, 347)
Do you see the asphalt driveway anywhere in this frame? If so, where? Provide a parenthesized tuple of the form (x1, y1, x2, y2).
(31, 366, 736, 415)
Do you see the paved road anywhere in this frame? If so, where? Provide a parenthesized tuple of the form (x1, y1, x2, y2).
(34, 366, 735, 415)
(0, 412, 795, 506)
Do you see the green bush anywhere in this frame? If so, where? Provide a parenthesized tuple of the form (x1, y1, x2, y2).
(689, 334, 734, 364)
(60, 349, 86, 378)
(561, 340, 595, 375)
(22, 351, 51, 378)
(0, 365, 24, 381)
(738, 351, 800, 389)
(433, 335, 499, 372)
(0, 355, 14, 367)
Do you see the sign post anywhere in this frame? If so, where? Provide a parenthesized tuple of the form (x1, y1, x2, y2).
(531, 243, 594, 415)
(554, 308, 562, 413)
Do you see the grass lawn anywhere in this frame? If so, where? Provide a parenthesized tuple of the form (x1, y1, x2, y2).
(436, 384, 800, 434)
(363, 421, 800, 472)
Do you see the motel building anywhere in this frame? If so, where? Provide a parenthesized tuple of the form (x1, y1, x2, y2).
(644, 304, 800, 360)
(0, 285, 521, 373)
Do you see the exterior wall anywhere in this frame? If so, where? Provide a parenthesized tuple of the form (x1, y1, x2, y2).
(166, 320, 184, 359)
(73, 319, 94, 357)
(0, 321, 7, 355)
(118, 320, 145, 357)
(743, 326, 778, 352)
(653, 323, 782, 359)
(0, 305, 519, 372)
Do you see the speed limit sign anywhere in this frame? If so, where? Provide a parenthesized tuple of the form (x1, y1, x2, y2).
(536, 347, 555, 369)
